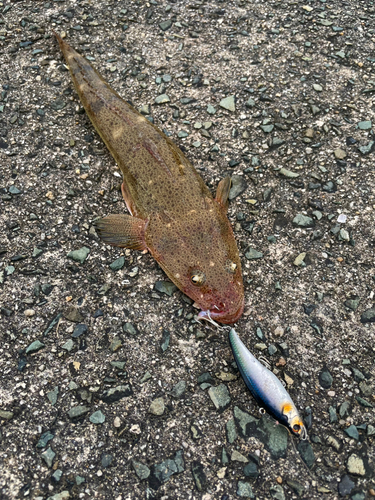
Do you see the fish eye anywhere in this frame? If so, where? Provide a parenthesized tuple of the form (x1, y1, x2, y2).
(190, 270, 206, 286)
(225, 259, 237, 273)
(293, 424, 301, 432)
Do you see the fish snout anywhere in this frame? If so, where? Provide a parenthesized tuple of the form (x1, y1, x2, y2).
(198, 296, 244, 325)
(289, 415, 308, 440)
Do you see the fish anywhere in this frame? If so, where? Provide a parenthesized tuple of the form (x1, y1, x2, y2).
(229, 328, 307, 439)
(54, 33, 244, 324)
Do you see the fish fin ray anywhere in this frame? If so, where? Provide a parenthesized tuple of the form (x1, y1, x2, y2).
(95, 214, 147, 250)
(215, 177, 231, 212)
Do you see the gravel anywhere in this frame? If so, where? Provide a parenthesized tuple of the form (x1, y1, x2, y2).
(1, 0, 375, 499)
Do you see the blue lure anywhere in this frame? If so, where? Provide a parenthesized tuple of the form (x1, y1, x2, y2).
(229, 328, 307, 439)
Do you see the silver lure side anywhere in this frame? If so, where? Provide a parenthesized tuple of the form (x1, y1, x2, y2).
(229, 328, 307, 440)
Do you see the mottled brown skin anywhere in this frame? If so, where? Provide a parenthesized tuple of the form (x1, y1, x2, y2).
(55, 33, 244, 324)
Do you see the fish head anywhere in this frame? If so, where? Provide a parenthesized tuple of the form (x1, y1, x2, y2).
(147, 207, 244, 324)
(282, 403, 308, 440)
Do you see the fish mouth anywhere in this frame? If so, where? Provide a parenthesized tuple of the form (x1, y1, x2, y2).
(198, 297, 244, 325)
(290, 419, 308, 440)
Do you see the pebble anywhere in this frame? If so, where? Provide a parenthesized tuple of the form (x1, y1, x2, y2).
(338, 475, 355, 496)
(68, 405, 90, 419)
(25, 340, 45, 354)
(231, 450, 248, 463)
(219, 95, 235, 112)
(154, 94, 170, 104)
(256, 416, 288, 459)
(109, 256, 125, 271)
(46, 491, 70, 500)
(90, 410, 106, 424)
(170, 380, 186, 398)
(36, 431, 54, 448)
(313, 84, 323, 92)
(159, 20, 172, 31)
(101, 384, 133, 403)
(358, 141, 374, 155)
(334, 148, 346, 159)
(208, 384, 231, 412)
(293, 253, 306, 266)
(0, 410, 14, 420)
(191, 461, 207, 492)
(319, 367, 333, 389)
(229, 175, 247, 200)
(243, 461, 259, 479)
(154, 280, 177, 296)
(207, 104, 216, 115)
(293, 214, 314, 227)
(226, 418, 237, 444)
(245, 248, 263, 260)
(269, 484, 285, 500)
(347, 454, 365, 476)
(72, 324, 88, 338)
(297, 441, 315, 468)
(47, 387, 59, 405)
(149, 397, 165, 416)
(41, 447, 55, 468)
(132, 460, 150, 480)
(360, 306, 375, 323)
(279, 168, 299, 178)
(67, 247, 90, 264)
(24, 309, 35, 317)
(357, 120, 372, 130)
(237, 481, 254, 498)
(344, 425, 359, 440)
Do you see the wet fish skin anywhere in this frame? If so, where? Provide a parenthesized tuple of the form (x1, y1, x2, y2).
(229, 328, 307, 439)
(54, 33, 244, 324)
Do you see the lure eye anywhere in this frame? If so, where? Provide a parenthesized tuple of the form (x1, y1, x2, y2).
(190, 270, 206, 286)
(293, 424, 301, 433)
(225, 259, 237, 273)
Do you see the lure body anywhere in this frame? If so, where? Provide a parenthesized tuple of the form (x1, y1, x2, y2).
(54, 33, 244, 324)
(229, 329, 307, 439)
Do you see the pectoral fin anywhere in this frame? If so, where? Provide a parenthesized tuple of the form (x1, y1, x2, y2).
(94, 214, 147, 250)
(215, 177, 231, 212)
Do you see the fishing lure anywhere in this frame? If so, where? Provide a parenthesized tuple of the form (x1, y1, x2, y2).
(229, 328, 307, 439)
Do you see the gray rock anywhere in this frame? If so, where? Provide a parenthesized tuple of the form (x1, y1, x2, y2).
(159, 20, 172, 31)
(245, 248, 263, 260)
(123, 322, 138, 335)
(329, 406, 338, 423)
(344, 296, 361, 311)
(260, 124, 274, 133)
(297, 440, 315, 468)
(319, 367, 333, 389)
(101, 385, 133, 403)
(154, 280, 177, 296)
(339, 401, 351, 418)
(313, 84, 323, 92)
(358, 141, 374, 155)
(360, 306, 375, 323)
(338, 475, 355, 496)
(0, 410, 13, 420)
(357, 120, 372, 130)
(72, 324, 88, 338)
(256, 416, 288, 459)
(109, 256, 125, 271)
(149, 397, 165, 416)
(293, 214, 314, 227)
(36, 431, 54, 448)
(279, 168, 299, 178)
(191, 461, 207, 492)
(132, 460, 150, 480)
(219, 95, 235, 112)
(101, 454, 113, 467)
(68, 405, 90, 419)
(270, 484, 285, 500)
(243, 461, 259, 479)
(52, 469, 62, 482)
(229, 175, 247, 200)
(344, 425, 359, 440)
(67, 247, 90, 264)
(41, 446, 55, 468)
(170, 380, 186, 398)
(89, 410, 105, 424)
(237, 481, 254, 498)
(207, 104, 216, 115)
(226, 418, 237, 444)
(233, 406, 258, 437)
(47, 386, 59, 406)
(25, 340, 45, 354)
(154, 94, 170, 104)
(286, 479, 305, 497)
(231, 450, 248, 463)
(208, 384, 231, 412)
(46, 492, 70, 500)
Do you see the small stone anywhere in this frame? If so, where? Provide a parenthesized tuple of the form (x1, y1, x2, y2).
(334, 149, 346, 159)
(243, 461, 259, 479)
(233, 406, 258, 437)
(347, 454, 365, 476)
(293, 253, 306, 266)
(297, 441, 315, 468)
(337, 214, 347, 223)
(339, 228, 350, 241)
(25, 340, 45, 354)
(191, 461, 207, 492)
(132, 460, 150, 480)
(358, 120, 372, 130)
(68, 405, 90, 419)
(231, 450, 248, 463)
(36, 431, 54, 448)
(313, 84, 323, 92)
(326, 435, 341, 452)
(226, 418, 237, 444)
(47, 386, 59, 406)
(208, 384, 231, 412)
(67, 247, 90, 264)
(101, 385, 133, 403)
(311, 105, 321, 115)
(219, 95, 236, 112)
(338, 475, 355, 497)
(24, 309, 35, 317)
(286, 479, 304, 497)
(319, 367, 333, 389)
(270, 484, 285, 500)
(161, 329, 170, 352)
(246, 98, 256, 108)
(279, 168, 299, 178)
(52, 469, 63, 482)
(159, 20, 172, 31)
(256, 416, 288, 459)
(229, 175, 247, 200)
(61, 339, 74, 351)
(360, 307, 375, 323)
(170, 380, 186, 398)
(149, 397, 165, 416)
(41, 447, 55, 468)
(237, 481, 254, 498)
(64, 307, 84, 323)
(245, 248, 263, 260)
(9, 185, 21, 195)
(109, 256, 125, 271)
(358, 141, 374, 155)
(344, 425, 359, 440)
(293, 214, 314, 227)
(123, 322, 138, 335)
(154, 94, 170, 104)
(72, 324, 88, 338)
(90, 410, 105, 424)
(260, 124, 274, 133)
(0, 410, 14, 420)
(154, 280, 177, 296)
(101, 454, 113, 468)
(207, 104, 216, 115)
